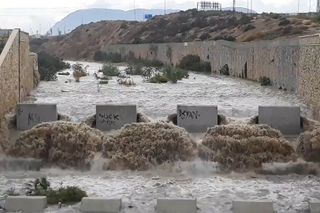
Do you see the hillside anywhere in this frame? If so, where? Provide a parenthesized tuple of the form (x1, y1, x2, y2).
(50, 8, 179, 36)
(34, 10, 320, 60)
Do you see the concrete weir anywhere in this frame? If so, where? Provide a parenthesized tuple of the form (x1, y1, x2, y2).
(177, 105, 218, 132)
(4, 196, 47, 213)
(310, 201, 320, 213)
(156, 199, 197, 213)
(258, 106, 301, 135)
(16, 103, 58, 130)
(80, 197, 122, 213)
(232, 200, 274, 213)
(96, 105, 137, 131)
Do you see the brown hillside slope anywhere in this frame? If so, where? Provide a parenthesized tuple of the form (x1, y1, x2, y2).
(33, 10, 320, 60)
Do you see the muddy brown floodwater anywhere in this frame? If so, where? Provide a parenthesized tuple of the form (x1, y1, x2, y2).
(1, 61, 318, 213)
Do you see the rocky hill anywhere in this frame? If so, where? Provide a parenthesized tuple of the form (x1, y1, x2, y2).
(50, 8, 179, 36)
(33, 10, 320, 60)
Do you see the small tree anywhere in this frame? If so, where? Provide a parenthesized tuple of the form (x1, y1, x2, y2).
(101, 63, 120, 77)
(72, 63, 86, 82)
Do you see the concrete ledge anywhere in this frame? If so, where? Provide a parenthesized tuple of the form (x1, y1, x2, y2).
(5, 196, 47, 213)
(310, 201, 320, 213)
(258, 106, 301, 135)
(232, 200, 274, 213)
(16, 103, 58, 130)
(156, 198, 197, 213)
(96, 105, 137, 131)
(80, 197, 122, 213)
(177, 105, 218, 133)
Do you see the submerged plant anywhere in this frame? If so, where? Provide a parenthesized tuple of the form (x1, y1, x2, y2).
(100, 63, 120, 77)
(25, 177, 87, 204)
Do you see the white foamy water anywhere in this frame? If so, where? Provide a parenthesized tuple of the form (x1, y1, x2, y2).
(16, 61, 318, 212)
(31, 61, 311, 121)
(0, 161, 320, 213)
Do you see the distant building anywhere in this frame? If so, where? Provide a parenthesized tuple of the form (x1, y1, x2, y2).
(197, 1, 222, 11)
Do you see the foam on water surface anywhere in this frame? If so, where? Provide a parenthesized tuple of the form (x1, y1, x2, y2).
(32, 61, 311, 122)
(0, 162, 319, 213)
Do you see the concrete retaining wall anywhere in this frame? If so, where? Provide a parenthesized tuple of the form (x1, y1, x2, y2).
(0, 29, 38, 120)
(103, 36, 320, 121)
(103, 38, 300, 92)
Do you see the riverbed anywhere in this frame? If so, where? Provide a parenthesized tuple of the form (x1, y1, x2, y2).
(2, 61, 318, 213)
(32, 61, 311, 121)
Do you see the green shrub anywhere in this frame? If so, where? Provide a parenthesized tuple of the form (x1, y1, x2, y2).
(269, 13, 281, 19)
(178, 55, 211, 73)
(314, 16, 320, 23)
(243, 24, 256, 32)
(0, 37, 7, 54)
(199, 33, 211, 40)
(279, 18, 290, 26)
(125, 64, 144, 75)
(259, 76, 272, 86)
(214, 35, 236, 41)
(124, 52, 163, 68)
(239, 15, 252, 25)
(72, 63, 87, 82)
(46, 187, 87, 205)
(38, 52, 70, 81)
(93, 50, 107, 61)
(104, 52, 122, 63)
(99, 80, 109, 84)
(148, 66, 188, 84)
(25, 178, 87, 205)
(219, 64, 230, 76)
(101, 63, 120, 76)
(149, 74, 169, 83)
(161, 66, 189, 83)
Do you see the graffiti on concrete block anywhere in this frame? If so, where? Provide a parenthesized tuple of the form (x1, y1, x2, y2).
(28, 113, 41, 125)
(178, 109, 200, 120)
(98, 113, 120, 126)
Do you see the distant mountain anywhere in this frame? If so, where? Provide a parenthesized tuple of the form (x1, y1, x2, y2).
(49, 8, 178, 35)
(223, 7, 256, 14)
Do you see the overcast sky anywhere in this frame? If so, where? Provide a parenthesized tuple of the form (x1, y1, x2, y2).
(0, 0, 317, 34)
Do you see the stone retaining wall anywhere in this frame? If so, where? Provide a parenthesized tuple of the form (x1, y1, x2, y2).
(103, 36, 320, 121)
(0, 29, 38, 120)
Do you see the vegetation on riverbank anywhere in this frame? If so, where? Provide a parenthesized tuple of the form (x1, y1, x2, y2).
(72, 63, 87, 82)
(24, 177, 87, 204)
(38, 52, 70, 81)
(100, 63, 120, 76)
(178, 55, 211, 73)
(0, 37, 7, 54)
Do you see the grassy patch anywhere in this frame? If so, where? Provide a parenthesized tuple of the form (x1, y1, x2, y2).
(148, 66, 189, 84)
(100, 63, 120, 76)
(38, 52, 70, 81)
(259, 76, 272, 86)
(25, 177, 87, 205)
(125, 64, 144, 75)
(178, 55, 211, 73)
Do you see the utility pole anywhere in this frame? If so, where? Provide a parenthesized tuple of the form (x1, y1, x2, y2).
(134, 0, 136, 20)
(298, 0, 300, 14)
(164, 0, 167, 15)
(318, 0, 320, 12)
(233, 0, 236, 12)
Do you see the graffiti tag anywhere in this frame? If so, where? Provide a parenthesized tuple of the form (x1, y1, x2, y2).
(178, 110, 200, 120)
(28, 113, 41, 125)
(98, 113, 120, 126)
